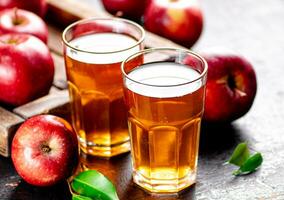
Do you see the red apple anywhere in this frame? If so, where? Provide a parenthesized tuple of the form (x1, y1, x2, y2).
(12, 115, 79, 187)
(0, 33, 54, 106)
(144, 0, 203, 48)
(0, 0, 47, 18)
(203, 55, 257, 123)
(102, 0, 148, 21)
(0, 8, 48, 43)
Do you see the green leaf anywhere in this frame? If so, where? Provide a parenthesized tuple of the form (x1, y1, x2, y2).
(233, 152, 263, 176)
(228, 142, 250, 166)
(232, 169, 242, 176)
(71, 170, 119, 200)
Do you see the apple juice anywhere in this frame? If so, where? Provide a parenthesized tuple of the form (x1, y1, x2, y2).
(124, 62, 205, 192)
(64, 32, 142, 157)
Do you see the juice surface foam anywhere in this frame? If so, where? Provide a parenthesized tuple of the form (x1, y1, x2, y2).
(67, 33, 140, 64)
(126, 62, 202, 98)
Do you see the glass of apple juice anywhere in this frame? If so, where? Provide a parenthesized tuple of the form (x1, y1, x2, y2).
(121, 48, 208, 193)
(62, 18, 145, 158)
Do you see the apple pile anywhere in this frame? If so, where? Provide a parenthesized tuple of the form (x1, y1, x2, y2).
(101, 0, 203, 48)
(0, 8, 48, 43)
(12, 115, 79, 186)
(0, 0, 54, 107)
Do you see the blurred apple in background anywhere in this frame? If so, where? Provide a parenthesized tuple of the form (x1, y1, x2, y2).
(101, 0, 148, 21)
(0, 34, 54, 107)
(0, 8, 48, 43)
(144, 0, 203, 48)
(12, 115, 79, 186)
(203, 55, 257, 123)
(0, 0, 47, 18)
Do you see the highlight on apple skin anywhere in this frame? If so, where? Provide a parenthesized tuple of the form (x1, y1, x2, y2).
(144, 0, 203, 48)
(11, 115, 79, 187)
(202, 55, 257, 123)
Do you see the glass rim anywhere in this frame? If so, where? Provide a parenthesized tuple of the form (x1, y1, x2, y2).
(121, 47, 208, 88)
(62, 17, 145, 54)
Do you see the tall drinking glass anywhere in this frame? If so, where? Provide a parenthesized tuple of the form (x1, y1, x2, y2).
(122, 48, 207, 193)
(62, 18, 145, 157)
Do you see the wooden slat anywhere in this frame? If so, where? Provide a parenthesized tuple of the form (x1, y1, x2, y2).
(48, 24, 63, 55)
(46, 0, 110, 26)
(51, 52, 67, 89)
(46, 0, 186, 50)
(13, 90, 69, 120)
(49, 86, 62, 94)
(0, 107, 24, 157)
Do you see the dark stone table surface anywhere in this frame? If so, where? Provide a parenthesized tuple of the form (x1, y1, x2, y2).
(1, 0, 284, 199)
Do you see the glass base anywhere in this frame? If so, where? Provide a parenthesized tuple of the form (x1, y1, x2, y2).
(133, 169, 196, 193)
(79, 139, 130, 158)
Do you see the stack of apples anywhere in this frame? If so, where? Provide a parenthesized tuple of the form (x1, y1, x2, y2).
(0, 0, 54, 107)
(0, 0, 79, 187)
(102, 0, 258, 124)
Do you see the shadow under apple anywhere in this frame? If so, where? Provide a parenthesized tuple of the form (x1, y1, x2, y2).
(199, 122, 247, 157)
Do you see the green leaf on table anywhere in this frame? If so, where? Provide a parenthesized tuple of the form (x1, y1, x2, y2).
(71, 170, 119, 200)
(227, 142, 263, 176)
(228, 142, 250, 166)
(233, 152, 263, 176)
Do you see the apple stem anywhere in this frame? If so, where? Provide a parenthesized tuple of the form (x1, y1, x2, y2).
(228, 75, 236, 90)
(13, 7, 21, 26)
